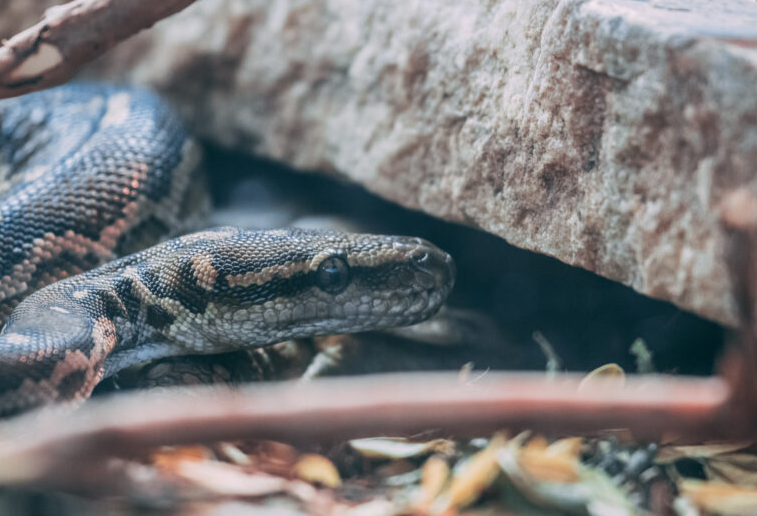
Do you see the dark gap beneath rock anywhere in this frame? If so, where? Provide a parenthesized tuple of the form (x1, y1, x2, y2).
(206, 143, 725, 376)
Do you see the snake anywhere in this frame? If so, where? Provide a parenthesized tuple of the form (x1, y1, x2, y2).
(0, 84, 455, 417)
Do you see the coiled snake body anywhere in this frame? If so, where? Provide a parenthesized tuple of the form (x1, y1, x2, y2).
(0, 84, 455, 417)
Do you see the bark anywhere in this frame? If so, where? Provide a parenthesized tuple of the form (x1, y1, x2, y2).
(0, 372, 734, 489)
(0, 0, 198, 98)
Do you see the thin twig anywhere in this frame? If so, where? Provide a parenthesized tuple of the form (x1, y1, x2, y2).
(532, 330, 562, 376)
(0, 0, 198, 98)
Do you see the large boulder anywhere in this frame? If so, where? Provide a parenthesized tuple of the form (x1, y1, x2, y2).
(9, 0, 757, 326)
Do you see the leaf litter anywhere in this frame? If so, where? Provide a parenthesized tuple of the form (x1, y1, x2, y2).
(10, 338, 757, 516)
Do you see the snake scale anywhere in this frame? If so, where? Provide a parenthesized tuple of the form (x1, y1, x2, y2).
(0, 84, 455, 417)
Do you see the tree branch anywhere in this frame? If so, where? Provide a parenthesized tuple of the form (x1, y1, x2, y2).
(0, 0, 198, 98)
(0, 372, 735, 490)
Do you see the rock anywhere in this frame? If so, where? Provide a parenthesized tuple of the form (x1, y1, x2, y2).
(14, 0, 757, 326)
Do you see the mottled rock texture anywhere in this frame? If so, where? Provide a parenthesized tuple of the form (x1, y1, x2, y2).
(7, 0, 757, 326)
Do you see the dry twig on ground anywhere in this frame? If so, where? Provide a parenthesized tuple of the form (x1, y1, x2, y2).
(0, 372, 733, 492)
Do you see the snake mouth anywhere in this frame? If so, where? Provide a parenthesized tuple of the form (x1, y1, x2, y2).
(281, 286, 450, 339)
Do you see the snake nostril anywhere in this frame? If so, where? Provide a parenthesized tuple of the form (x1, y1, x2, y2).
(409, 248, 455, 289)
(412, 251, 430, 267)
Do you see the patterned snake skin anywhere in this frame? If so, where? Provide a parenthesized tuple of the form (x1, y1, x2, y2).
(0, 84, 455, 417)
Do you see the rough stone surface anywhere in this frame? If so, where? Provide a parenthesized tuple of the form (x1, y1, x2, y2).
(8, 0, 757, 326)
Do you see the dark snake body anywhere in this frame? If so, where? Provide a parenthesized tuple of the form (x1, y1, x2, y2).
(0, 84, 455, 417)
(0, 83, 203, 320)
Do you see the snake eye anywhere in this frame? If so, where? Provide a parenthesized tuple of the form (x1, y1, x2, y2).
(316, 256, 350, 294)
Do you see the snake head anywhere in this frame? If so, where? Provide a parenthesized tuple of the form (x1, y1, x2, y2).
(155, 227, 456, 348)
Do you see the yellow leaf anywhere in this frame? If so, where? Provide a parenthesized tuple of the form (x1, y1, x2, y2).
(706, 453, 757, 486)
(519, 436, 583, 484)
(578, 364, 625, 392)
(174, 460, 288, 497)
(681, 480, 757, 516)
(546, 437, 583, 461)
(656, 442, 752, 464)
(498, 434, 635, 513)
(436, 433, 506, 512)
(520, 441, 580, 484)
(216, 442, 253, 466)
(151, 445, 212, 471)
(291, 453, 342, 488)
(524, 436, 549, 452)
(414, 455, 450, 510)
(349, 437, 454, 459)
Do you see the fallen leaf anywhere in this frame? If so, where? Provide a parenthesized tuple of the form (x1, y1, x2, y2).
(413, 455, 450, 510)
(292, 454, 342, 488)
(151, 445, 213, 471)
(657, 443, 757, 486)
(705, 452, 757, 486)
(524, 436, 549, 452)
(173, 460, 288, 497)
(578, 364, 625, 392)
(458, 362, 475, 383)
(680, 480, 757, 516)
(497, 434, 635, 515)
(349, 437, 454, 460)
(656, 443, 752, 464)
(433, 433, 506, 512)
(251, 440, 301, 476)
(545, 438, 583, 461)
(520, 441, 580, 483)
(216, 442, 253, 466)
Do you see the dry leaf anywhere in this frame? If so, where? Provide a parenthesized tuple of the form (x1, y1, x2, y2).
(349, 437, 454, 460)
(524, 436, 549, 452)
(656, 443, 752, 464)
(173, 460, 288, 497)
(216, 442, 253, 466)
(545, 438, 583, 461)
(578, 364, 625, 392)
(284, 478, 340, 514)
(413, 455, 450, 510)
(657, 442, 757, 486)
(256, 441, 300, 464)
(251, 440, 301, 476)
(458, 362, 475, 383)
(705, 453, 757, 486)
(151, 445, 213, 471)
(680, 480, 757, 516)
(520, 439, 581, 483)
(497, 434, 635, 515)
(433, 433, 506, 512)
(292, 454, 342, 488)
